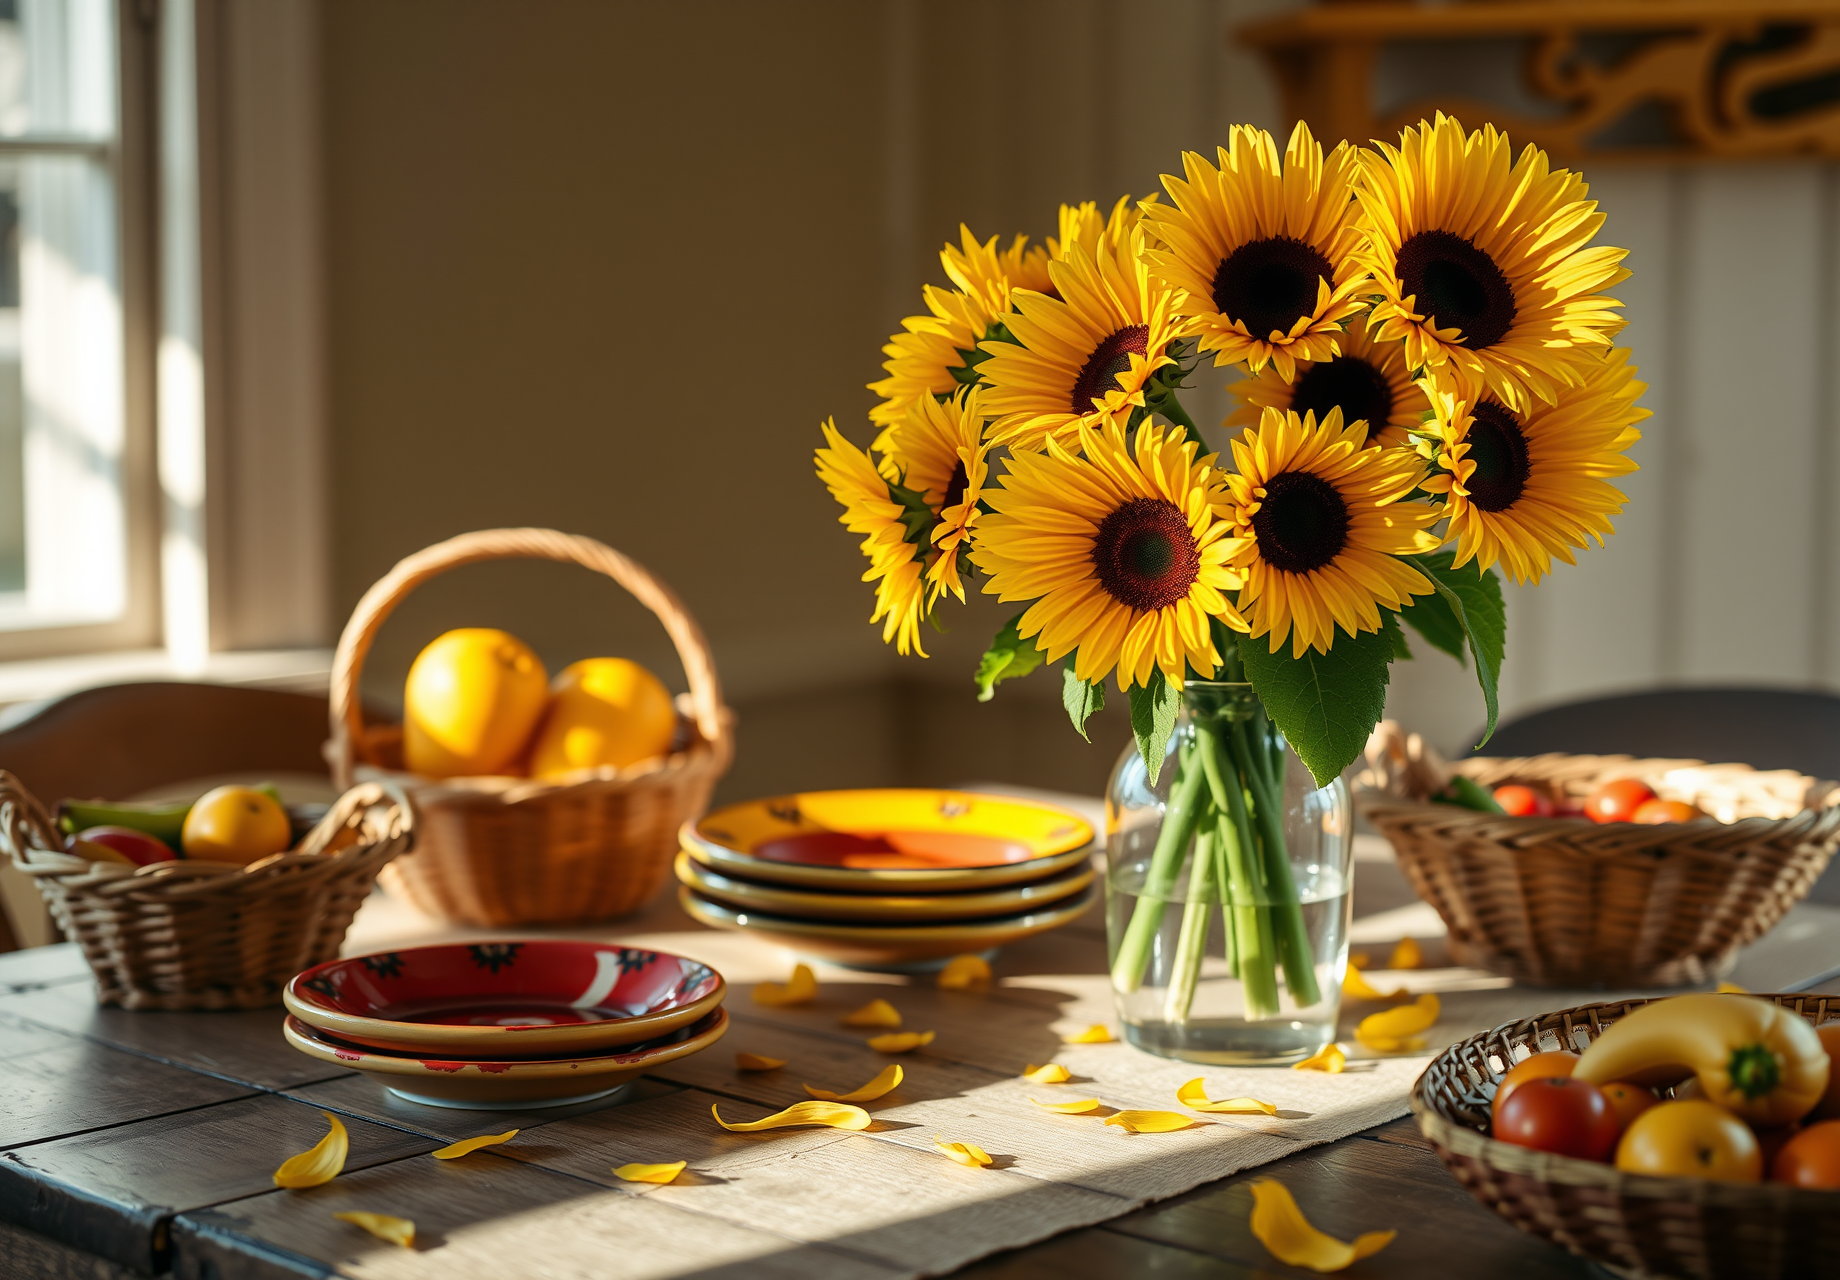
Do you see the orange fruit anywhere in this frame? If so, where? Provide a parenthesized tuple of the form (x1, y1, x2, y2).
(1600, 1082, 1657, 1132)
(528, 658, 676, 779)
(1771, 1120, 1840, 1187)
(181, 786, 291, 865)
(1614, 1100, 1761, 1182)
(403, 629, 549, 778)
(1812, 1024, 1840, 1121)
(1631, 798, 1702, 825)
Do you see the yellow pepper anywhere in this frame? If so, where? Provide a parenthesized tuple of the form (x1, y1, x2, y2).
(1572, 994, 1829, 1126)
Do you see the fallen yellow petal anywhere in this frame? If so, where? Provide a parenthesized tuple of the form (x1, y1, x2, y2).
(752, 963, 818, 1006)
(1248, 1178, 1395, 1272)
(866, 1030, 935, 1053)
(1354, 993, 1439, 1049)
(333, 1212, 414, 1248)
(1176, 1078, 1277, 1115)
(1717, 982, 1748, 994)
(1387, 937, 1423, 970)
(1292, 1043, 1347, 1073)
(735, 1053, 787, 1071)
(1342, 966, 1406, 1001)
(1022, 1063, 1071, 1083)
(1349, 951, 1371, 969)
(1103, 1110, 1196, 1133)
(1064, 1024, 1114, 1044)
(711, 1101, 872, 1132)
(613, 1161, 687, 1184)
(935, 1135, 993, 1167)
(430, 1129, 518, 1160)
(804, 1064, 903, 1102)
(1030, 1096, 1102, 1113)
(1354, 1031, 1428, 1054)
(274, 1112, 349, 1188)
(840, 998, 902, 1028)
(937, 954, 992, 990)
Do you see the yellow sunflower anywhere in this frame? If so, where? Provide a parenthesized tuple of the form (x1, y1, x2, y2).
(976, 216, 1181, 452)
(880, 388, 991, 604)
(971, 419, 1247, 691)
(866, 282, 996, 438)
(1220, 407, 1441, 658)
(1420, 348, 1646, 585)
(1141, 122, 1369, 381)
(1228, 313, 1426, 449)
(814, 419, 930, 656)
(940, 197, 1138, 316)
(1354, 113, 1629, 414)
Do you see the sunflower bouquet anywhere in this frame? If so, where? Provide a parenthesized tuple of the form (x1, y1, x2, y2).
(814, 115, 1645, 1028)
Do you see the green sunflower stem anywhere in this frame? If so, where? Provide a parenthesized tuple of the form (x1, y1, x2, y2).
(1109, 737, 1208, 994)
(1148, 387, 1206, 448)
(1216, 807, 1239, 979)
(1197, 719, 1281, 1020)
(1163, 813, 1218, 1024)
(1228, 719, 1322, 1008)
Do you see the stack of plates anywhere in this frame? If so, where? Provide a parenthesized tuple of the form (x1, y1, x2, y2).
(676, 788, 1097, 970)
(282, 940, 727, 1109)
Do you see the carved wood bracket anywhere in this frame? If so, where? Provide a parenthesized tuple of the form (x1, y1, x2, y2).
(1241, 1, 1840, 160)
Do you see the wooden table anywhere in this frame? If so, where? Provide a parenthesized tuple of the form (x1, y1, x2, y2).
(5, 822, 1839, 1280)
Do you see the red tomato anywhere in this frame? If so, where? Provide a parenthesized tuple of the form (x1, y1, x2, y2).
(72, 825, 176, 866)
(1494, 1077, 1622, 1161)
(1631, 798, 1702, 825)
(1773, 1121, 1840, 1187)
(1493, 785, 1554, 818)
(1585, 778, 1656, 824)
(1492, 1050, 1578, 1121)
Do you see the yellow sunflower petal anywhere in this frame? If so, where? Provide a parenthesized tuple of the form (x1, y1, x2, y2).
(274, 1112, 349, 1189)
(937, 954, 992, 990)
(430, 1129, 518, 1160)
(1064, 1025, 1115, 1044)
(804, 1064, 904, 1103)
(840, 998, 903, 1028)
(1292, 1043, 1347, 1073)
(1031, 1097, 1103, 1114)
(1355, 993, 1439, 1045)
(1342, 967, 1406, 1001)
(710, 1101, 872, 1132)
(752, 963, 818, 1007)
(935, 1136, 994, 1168)
(1176, 1079, 1278, 1115)
(1387, 937, 1423, 970)
(1103, 1110, 1198, 1133)
(1717, 982, 1748, 994)
(1249, 1179, 1395, 1272)
(736, 1053, 787, 1071)
(613, 1161, 687, 1184)
(866, 1031, 935, 1053)
(333, 1212, 414, 1248)
(1022, 1063, 1072, 1083)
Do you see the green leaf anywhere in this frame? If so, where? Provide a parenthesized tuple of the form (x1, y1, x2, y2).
(1395, 591, 1466, 664)
(1127, 673, 1180, 786)
(974, 614, 1046, 702)
(1240, 626, 1395, 788)
(1381, 610, 1413, 661)
(1061, 662, 1105, 741)
(1409, 552, 1506, 748)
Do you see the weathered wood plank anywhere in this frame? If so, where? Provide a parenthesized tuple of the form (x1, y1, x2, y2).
(170, 1151, 903, 1280)
(0, 1093, 436, 1272)
(0, 1038, 255, 1150)
(951, 1225, 1252, 1279)
(0, 1218, 145, 1280)
(0, 941, 91, 992)
(0, 1010, 77, 1060)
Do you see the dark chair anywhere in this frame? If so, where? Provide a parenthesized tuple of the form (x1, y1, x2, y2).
(1483, 686, 1840, 905)
(0, 681, 333, 951)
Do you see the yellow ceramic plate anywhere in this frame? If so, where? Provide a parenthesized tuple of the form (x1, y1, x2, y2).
(674, 849, 1095, 923)
(683, 788, 1096, 891)
(678, 884, 1095, 970)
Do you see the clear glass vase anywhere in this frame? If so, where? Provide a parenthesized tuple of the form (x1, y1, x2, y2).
(1104, 681, 1351, 1064)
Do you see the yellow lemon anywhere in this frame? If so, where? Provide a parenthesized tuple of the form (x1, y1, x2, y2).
(529, 658, 676, 779)
(182, 786, 292, 864)
(403, 629, 549, 778)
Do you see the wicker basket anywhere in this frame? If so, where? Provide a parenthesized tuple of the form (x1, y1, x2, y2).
(329, 527, 734, 927)
(1, 772, 413, 1009)
(1413, 994, 1840, 1279)
(1357, 723, 1840, 988)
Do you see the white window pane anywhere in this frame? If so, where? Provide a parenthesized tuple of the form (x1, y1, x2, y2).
(7, 0, 115, 139)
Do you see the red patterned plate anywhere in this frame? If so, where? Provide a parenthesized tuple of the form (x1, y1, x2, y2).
(284, 941, 724, 1058)
(283, 1008, 728, 1109)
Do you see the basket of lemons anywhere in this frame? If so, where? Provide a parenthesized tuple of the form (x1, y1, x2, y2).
(328, 528, 733, 926)
(0, 776, 414, 1008)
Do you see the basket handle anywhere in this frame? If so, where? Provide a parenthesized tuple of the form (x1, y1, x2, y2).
(0, 769, 66, 864)
(328, 528, 727, 788)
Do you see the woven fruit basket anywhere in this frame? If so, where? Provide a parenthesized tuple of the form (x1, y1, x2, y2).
(329, 527, 734, 927)
(1357, 722, 1840, 987)
(0, 772, 413, 1009)
(1413, 994, 1840, 1279)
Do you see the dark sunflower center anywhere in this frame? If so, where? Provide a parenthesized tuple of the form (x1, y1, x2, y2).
(1211, 236, 1334, 340)
(940, 460, 969, 511)
(1396, 229, 1516, 349)
(1289, 356, 1395, 436)
(1251, 470, 1350, 575)
(1070, 325, 1150, 413)
(1091, 497, 1201, 611)
(1463, 402, 1531, 512)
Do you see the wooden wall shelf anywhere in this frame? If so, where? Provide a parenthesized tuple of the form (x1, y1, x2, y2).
(1241, 1, 1840, 160)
